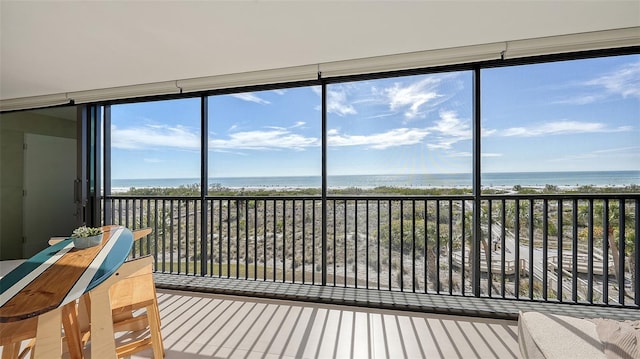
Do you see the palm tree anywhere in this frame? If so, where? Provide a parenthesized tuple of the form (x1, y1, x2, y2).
(593, 201, 636, 293)
(463, 203, 492, 284)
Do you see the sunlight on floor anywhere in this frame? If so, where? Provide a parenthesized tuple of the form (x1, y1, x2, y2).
(131, 289, 519, 358)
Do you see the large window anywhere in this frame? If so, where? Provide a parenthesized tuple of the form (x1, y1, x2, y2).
(327, 72, 474, 194)
(481, 54, 640, 192)
(98, 51, 639, 301)
(104, 53, 639, 196)
(110, 98, 201, 194)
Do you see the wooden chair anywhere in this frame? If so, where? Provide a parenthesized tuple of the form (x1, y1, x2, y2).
(132, 227, 152, 241)
(104, 255, 164, 358)
(0, 317, 37, 359)
(109, 227, 154, 327)
(0, 303, 81, 359)
(111, 228, 161, 342)
(47, 237, 67, 246)
(82, 227, 163, 358)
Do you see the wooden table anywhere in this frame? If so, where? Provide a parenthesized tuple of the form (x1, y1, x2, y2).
(0, 226, 134, 358)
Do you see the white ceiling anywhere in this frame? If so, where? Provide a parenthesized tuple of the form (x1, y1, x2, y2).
(1, 1, 639, 102)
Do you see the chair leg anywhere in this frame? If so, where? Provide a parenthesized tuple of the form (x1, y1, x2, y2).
(2, 342, 20, 359)
(77, 294, 91, 338)
(18, 340, 34, 359)
(147, 302, 164, 358)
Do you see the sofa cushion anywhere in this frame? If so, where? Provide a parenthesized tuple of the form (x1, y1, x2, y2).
(592, 318, 640, 359)
(518, 311, 605, 359)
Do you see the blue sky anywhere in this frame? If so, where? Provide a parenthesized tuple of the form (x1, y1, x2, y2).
(110, 54, 639, 180)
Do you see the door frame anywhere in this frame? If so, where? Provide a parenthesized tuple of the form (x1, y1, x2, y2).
(78, 105, 103, 227)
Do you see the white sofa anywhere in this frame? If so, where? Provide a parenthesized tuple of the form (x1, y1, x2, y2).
(518, 311, 639, 359)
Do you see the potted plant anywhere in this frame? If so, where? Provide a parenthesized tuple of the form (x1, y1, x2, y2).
(70, 226, 103, 248)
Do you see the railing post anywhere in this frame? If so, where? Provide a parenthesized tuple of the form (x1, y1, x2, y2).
(631, 198, 640, 306)
(472, 66, 482, 296)
(635, 198, 639, 306)
(200, 96, 208, 276)
(321, 81, 328, 286)
(618, 199, 626, 305)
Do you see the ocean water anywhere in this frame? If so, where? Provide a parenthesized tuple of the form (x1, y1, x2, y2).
(111, 171, 640, 191)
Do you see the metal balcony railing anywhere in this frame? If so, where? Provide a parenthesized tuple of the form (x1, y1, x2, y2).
(102, 193, 639, 308)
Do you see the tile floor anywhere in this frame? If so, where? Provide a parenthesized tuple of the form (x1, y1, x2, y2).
(130, 289, 520, 358)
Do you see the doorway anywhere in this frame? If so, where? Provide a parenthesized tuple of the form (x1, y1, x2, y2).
(0, 106, 80, 259)
(23, 133, 78, 256)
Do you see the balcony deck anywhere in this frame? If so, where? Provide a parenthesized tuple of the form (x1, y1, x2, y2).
(1, 287, 520, 358)
(2, 275, 637, 358)
(130, 288, 520, 359)
(126, 273, 639, 358)
(153, 273, 640, 322)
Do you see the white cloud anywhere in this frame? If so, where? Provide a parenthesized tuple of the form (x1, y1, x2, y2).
(443, 151, 502, 158)
(482, 128, 497, 137)
(425, 111, 471, 150)
(383, 77, 443, 120)
(447, 151, 471, 157)
(592, 146, 640, 154)
(210, 149, 249, 156)
(327, 110, 472, 151)
(550, 146, 640, 163)
(328, 127, 429, 149)
(143, 158, 163, 163)
(430, 111, 471, 138)
(482, 152, 503, 157)
(362, 113, 396, 120)
(112, 124, 199, 150)
(324, 75, 457, 120)
(553, 94, 602, 105)
(326, 88, 357, 116)
(210, 129, 319, 151)
(586, 61, 640, 99)
(231, 93, 271, 104)
(500, 120, 631, 137)
(556, 61, 640, 104)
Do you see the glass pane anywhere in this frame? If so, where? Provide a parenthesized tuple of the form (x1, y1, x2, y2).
(327, 71, 474, 195)
(482, 55, 640, 193)
(208, 87, 321, 195)
(110, 98, 201, 195)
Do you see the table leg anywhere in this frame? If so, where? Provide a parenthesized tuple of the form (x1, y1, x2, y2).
(61, 302, 83, 359)
(33, 308, 62, 359)
(77, 294, 91, 344)
(89, 289, 116, 358)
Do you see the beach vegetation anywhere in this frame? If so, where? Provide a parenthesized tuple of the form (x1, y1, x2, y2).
(111, 180, 636, 299)
(116, 184, 640, 197)
(124, 184, 200, 196)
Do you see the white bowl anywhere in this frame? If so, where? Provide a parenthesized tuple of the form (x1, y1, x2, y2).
(73, 234, 103, 249)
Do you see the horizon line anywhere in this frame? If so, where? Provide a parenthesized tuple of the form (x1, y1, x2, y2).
(112, 169, 640, 181)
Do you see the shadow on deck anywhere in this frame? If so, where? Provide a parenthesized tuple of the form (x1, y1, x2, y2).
(154, 273, 639, 322)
